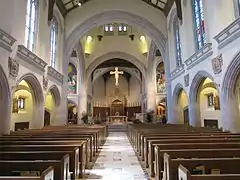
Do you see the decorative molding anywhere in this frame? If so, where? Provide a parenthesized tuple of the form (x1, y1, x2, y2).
(0, 28, 16, 52)
(214, 17, 240, 49)
(185, 43, 213, 70)
(184, 74, 189, 87)
(17, 45, 48, 72)
(212, 54, 223, 75)
(8, 57, 19, 79)
(47, 66, 64, 84)
(43, 76, 49, 90)
(170, 64, 185, 80)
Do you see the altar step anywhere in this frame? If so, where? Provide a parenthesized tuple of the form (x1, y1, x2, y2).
(108, 124, 128, 132)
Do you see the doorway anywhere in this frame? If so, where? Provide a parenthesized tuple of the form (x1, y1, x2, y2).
(44, 109, 51, 127)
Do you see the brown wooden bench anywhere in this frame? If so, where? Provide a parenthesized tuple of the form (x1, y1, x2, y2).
(178, 164, 240, 180)
(155, 148, 240, 180)
(0, 154, 70, 180)
(0, 166, 54, 180)
(164, 153, 240, 180)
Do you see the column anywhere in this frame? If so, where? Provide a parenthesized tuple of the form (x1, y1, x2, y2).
(78, 83, 87, 124)
(221, 91, 240, 132)
(53, 82, 68, 125)
(188, 100, 201, 127)
(146, 78, 156, 112)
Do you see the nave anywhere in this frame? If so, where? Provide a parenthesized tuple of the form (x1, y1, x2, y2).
(85, 132, 149, 180)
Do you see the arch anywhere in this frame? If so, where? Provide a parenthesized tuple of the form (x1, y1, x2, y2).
(48, 85, 61, 107)
(222, 51, 240, 98)
(189, 71, 217, 104)
(14, 73, 44, 129)
(189, 70, 219, 127)
(86, 51, 147, 82)
(147, 41, 157, 78)
(221, 51, 240, 132)
(172, 83, 186, 104)
(65, 11, 167, 57)
(74, 42, 85, 84)
(0, 65, 11, 134)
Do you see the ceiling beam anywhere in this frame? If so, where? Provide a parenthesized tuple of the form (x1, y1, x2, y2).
(56, 0, 67, 17)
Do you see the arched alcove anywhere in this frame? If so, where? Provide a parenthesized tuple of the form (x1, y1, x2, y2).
(13, 74, 44, 130)
(189, 71, 220, 127)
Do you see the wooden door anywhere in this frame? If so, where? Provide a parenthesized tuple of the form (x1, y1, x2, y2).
(183, 107, 189, 124)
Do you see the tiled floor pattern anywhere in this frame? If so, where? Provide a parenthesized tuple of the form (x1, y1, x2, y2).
(85, 132, 150, 180)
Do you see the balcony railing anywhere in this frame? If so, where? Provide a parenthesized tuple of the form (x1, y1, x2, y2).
(185, 43, 213, 70)
(0, 28, 16, 52)
(47, 66, 64, 84)
(170, 64, 185, 80)
(214, 17, 240, 49)
(17, 45, 47, 72)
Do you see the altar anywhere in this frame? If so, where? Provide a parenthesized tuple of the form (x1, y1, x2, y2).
(107, 116, 128, 124)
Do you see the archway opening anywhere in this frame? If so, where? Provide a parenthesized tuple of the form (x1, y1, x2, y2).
(12, 80, 34, 131)
(197, 78, 221, 128)
(177, 89, 189, 124)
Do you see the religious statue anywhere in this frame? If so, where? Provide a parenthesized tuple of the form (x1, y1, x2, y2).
(110, 67, 124, 86)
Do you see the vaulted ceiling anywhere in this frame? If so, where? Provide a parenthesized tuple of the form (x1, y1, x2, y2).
(56, 0, 175, 17)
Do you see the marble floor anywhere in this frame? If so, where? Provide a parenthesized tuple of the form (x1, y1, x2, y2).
(85, 132, 150, 180)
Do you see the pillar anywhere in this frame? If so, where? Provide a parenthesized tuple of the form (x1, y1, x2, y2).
(146, 79, 156, 112)
(78, 83, 87, 124)
(221, 91, 240, 132)
(188, 101, 201, 127)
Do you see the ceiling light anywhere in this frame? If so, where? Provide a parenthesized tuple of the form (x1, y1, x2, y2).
(78, 2, 82, 6)
(140, 36, 145, 42)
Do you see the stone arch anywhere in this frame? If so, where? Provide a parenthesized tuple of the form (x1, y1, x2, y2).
(48, 85, 61, 107)
(63, 10, 173, 120)
(0, 65, 11, 134)
(86, 51, 147, 82)
(14, 73, 44, 129)
(172, 83, 186, 104)
(74, 42, 85, 84)
(221, 51, 240, 132)
(172, 83, 189, 124)
(189, 71, 219, 127)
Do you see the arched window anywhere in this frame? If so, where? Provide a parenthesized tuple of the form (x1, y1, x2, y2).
(238, 0, 240, 16)
(50, 17, 58, 68)
(193, 0, 206, 49)
(173, 19, 182, 67)
(25, 0, 38, 52)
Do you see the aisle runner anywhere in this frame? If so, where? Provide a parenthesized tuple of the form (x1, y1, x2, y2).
(85, 132, 149, 180)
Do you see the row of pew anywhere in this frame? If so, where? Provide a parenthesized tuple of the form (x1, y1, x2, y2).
(0, 124, 108, 180)
(127, 124, 240, 180)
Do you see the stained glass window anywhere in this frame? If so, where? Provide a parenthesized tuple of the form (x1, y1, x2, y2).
(50, 17, 58, 68)
(25, 0, 38, 52)
(193, 0, 206, 49)
(104, 24, 114, 32)
(174, 20, 182, 67)
(118, 24, 127, 32)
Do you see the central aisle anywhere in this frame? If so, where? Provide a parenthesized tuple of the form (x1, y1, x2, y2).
(85, 132, 149, 180)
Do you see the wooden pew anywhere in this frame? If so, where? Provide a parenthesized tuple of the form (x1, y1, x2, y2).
(0, 154, 70, 180)
(0, 150, 79, 179)
(155, 148, 240, 180)
(178, 165, 240, 180)
(164, 153, 240, 180)
(0, 144, 85, 178)
(147, 138, 240, 176)
(0, 166, 54, 180)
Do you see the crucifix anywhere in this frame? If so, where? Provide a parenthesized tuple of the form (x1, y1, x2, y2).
(110, 67, 124, 86)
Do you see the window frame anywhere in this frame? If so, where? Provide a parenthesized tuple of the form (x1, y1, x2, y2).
(207, 93, 214, 108)
(192, 0, 207, 50)
(18, 97, 26, 110)
(50, 17, 58, 68)
(25, 0, 38, 52)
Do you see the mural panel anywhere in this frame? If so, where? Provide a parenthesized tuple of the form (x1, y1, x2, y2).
(156, 62, 166, 93)
(68, 63, 77, 94)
